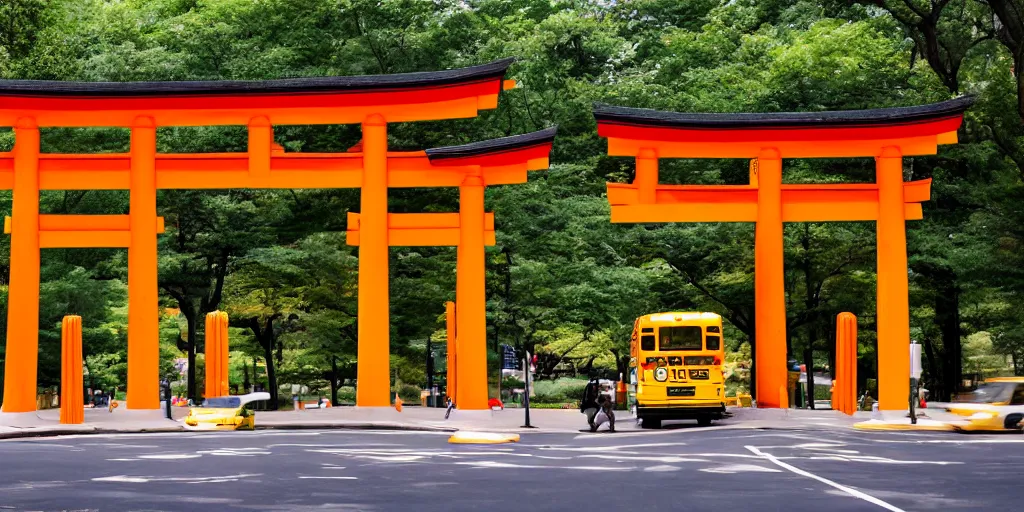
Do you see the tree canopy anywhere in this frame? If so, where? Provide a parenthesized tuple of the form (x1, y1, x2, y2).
(2, 0, 1023, 406)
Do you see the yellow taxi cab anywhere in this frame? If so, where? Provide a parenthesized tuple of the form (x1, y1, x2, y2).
(184, 392, 270, 431)
(938, 378, 1024, 432)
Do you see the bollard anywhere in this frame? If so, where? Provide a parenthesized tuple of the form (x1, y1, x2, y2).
(60, 315, 84, 424)
(204, 311, 230, 398)
(835, 312, 858, 415)
(163, 380, 172, 420)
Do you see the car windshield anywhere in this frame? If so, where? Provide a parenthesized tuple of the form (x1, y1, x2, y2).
(964, 383, 1015, 404)
(203, 397, 241, 408)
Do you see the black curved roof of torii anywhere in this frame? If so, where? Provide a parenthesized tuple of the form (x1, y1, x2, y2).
(0, 59, 515, 97)
(593, 97, 974, 129)
(426, 126, 558, 161)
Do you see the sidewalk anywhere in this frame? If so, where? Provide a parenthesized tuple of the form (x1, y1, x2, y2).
(0, 407, 187, 440)
(0, 404, 871, 440)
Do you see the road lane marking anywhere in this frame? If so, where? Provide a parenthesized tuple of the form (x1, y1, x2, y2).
(92, 473, 262, 484)
(576, 454, 709, 463)
(298, 476, 358, 480)
(455, 460, 630, 471)
(745, 446, 906, 512)
(700, 463, 782, 474)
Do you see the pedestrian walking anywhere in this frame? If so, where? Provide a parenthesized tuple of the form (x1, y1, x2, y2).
(594, 393, 616, 432)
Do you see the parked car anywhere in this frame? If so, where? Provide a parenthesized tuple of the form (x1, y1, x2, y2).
(184, 392, 270, 431)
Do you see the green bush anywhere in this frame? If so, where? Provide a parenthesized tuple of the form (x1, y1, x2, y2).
(530, 378, 587, 404)
(812, 383, 832, 401)
(394, 384, 421, 404)
(337, 386, 356, 404)
(502, 375, 524, 389)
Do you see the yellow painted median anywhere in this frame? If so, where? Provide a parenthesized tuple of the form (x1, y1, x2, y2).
(448, 431, 521, 444)
(853, 419, 955, 432)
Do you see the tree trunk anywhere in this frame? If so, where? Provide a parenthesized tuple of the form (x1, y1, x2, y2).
(185, 309, 197, 401)
(276, 335, 284, 366)
(331, 355, 339, 406)
(246, 316, 280, 410)
(800, 227, 815, 409)
(803, 347, 815, 410)
(922, 336, 943, 400)
(749, 335, 757, 399)
(936, 283, 962, 402)
(243, 360, 250, 393)
(263, 333, 278, 409)
(932, 276, 961, 402)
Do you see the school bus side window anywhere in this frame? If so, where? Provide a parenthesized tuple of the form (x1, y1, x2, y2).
(641, 335, 655, 351)
(706, 335, 721, 351)
(660, 326, 702, 350)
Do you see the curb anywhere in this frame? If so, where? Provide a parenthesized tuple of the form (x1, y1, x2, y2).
(255, 423, 458, 433)
(0, 426, 186, 441)
(853, 422, 955, 432)
(0, 423, 454, 440)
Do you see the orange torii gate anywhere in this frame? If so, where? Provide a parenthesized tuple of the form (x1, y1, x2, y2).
(594, 98, 972, 410)
(346, 128, 555, 409)
(0, 59, 546, 415)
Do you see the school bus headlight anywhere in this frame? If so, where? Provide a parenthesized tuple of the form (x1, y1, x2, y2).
(654, 367, 668, 382)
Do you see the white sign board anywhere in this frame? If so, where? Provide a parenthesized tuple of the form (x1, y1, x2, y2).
(910, 342, 923, 379)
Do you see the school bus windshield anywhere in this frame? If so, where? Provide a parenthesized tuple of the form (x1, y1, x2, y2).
(659, 326, 703, 351)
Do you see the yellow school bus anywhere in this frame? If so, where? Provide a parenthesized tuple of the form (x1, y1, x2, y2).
(630, 312, 726, 428)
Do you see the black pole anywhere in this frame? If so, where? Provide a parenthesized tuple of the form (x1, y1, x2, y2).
(162, 379, 172, 420)
(909, 377, 918, 424)
(522, 350, 535, 428)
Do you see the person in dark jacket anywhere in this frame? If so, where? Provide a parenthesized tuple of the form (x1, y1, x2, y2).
(595, 393, 615, 432)
(580, 378, 600, 431)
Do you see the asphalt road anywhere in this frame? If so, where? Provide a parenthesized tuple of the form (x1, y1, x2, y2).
(0, 426, 1020, 512)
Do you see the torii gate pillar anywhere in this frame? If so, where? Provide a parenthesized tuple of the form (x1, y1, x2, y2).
(1, 119, 40, 413)
(754, 149, 787, 406)
(356, 114, 391, 408)
(876, 148, 911, 410)
(456, 172, 488, 411)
